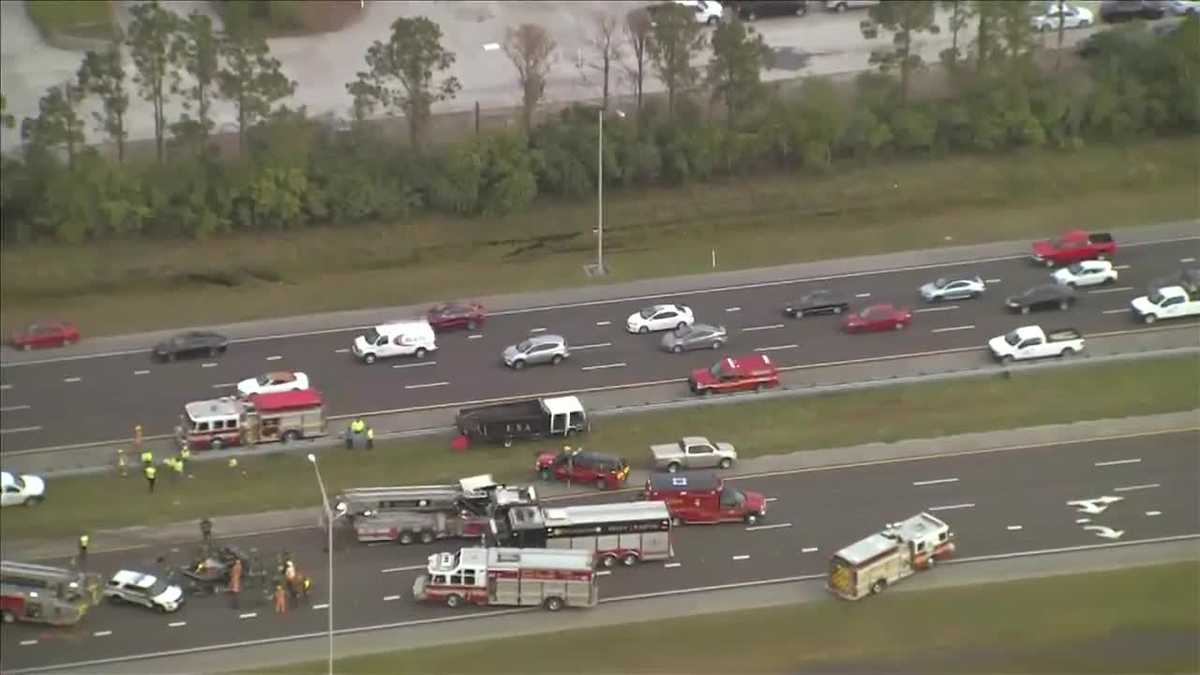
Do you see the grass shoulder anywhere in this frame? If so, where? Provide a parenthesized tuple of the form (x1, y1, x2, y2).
(215, 0, 361, 37)
(25, 0, 117, 41)
(2, 356, 1195, 542)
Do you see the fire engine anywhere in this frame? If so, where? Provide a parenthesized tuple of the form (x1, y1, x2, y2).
(413, 547, 597, 611)
(1, 561, 103, 626)
(176, 390, 326, 450)
(827, 512, 956, 600)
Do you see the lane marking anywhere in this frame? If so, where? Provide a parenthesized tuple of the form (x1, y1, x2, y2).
(382, 565, 424, 573)
(1075, 518, 1091, 524)
(1101, 308, 1130, 314)
(855, 292, 872, 298)
(1114, 483, 1160, 492)
(1113, 264, 1131, 270)
(404, 381, 450, 390)
(19, 640, 37, 646)
(1094, 458, 1141, 467)
(0, 404, 31, 412)
(595, 320, 612, 326)
(93, 630, 112, 637)
(391, 361, 437, 369)
(1146, 510, 1162, 517)
(1006, 525, 1024, 531)
(913, 305, 959, 313)
(212, 383, 236, 389)
(168, 621, 187, 628)
(383, 595, 400, 601)
(133, 369, 150, 375)
(312, 603, 330, 610)
(581, 362, 626, 371)
(664, 562, 681, 568)
(764, 497, 779, 503)
(573, 342, 613, 351)
(482, 41, 501, 51)
(597, 570, 613, 576)
(0, 426, 42, 434)
(200, 363, 218, 368)
(742, 324, 784, 332)
(334, 348, 350, 353)
(529, 327, 547, 333)
(928, 503, 975, 511)
(239, 612, 257, 619)
(467, 335, 483, 340)
(725, 306, 741, 312)
(913, 477, 959, 486)
(985, 278, 1002, 284)
(745, 522, 792, 532)
(265, 355, 283, 361)
(63, 376, 82, 383)
(732, 554, 750, 561)
(801, 547, 819, 553)
(931, 325, 974, 333)
(0, 384, 10, 390)
(1182, 257, 1196, 263)
(754, 344, 799, 352)
(1089, 286, 1133, 295)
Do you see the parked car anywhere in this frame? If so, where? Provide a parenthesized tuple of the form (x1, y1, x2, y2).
(1100, 0, 1167, 22)
(919, 276, 985, 303)
(731, 0, 808, 20)
(823, 0, 879, 11)
(1031, 3, 1095, 30)
(842, 304, 913, 332)
(649, 437, 738, 472)
(627, 303, 695, 334)
(689, 354, 780, 395)
(1167, 0, 1200, 15)
(104, 570, 184, 613)
(8, 321, 79, 350)
(152, 331, 229, 361)
(1052, 260, 1119, 288)
(647, 0, 725, 25)
(1149, 267, 1200, 295)
(1005, 284, 1077, 314)
(236, 371, 310, 397)
(503, 334, 569, 369)
(535, 449, 630, 490)
(783, 290, 850, 318)
(661, 323, 727, 353)
(1, 470, 46, 507)
(427, 302, 486, 332)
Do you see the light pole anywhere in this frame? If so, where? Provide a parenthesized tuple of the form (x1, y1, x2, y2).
(596, 108, 625, 276)
(307, 453, 334, 675)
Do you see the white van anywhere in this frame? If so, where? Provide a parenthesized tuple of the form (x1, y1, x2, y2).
(353, 320, 438, 364)
(2, 470, 46, 507)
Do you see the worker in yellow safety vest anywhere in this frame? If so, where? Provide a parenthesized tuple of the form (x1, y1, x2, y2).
(144, 465, 158, 493)
(141, 450, 154, 467)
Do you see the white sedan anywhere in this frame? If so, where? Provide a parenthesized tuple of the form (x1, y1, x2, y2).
(1052, 260, 1118, 288)
(919, 276, 985, 302)
(1030, 4, 1094, 31)
(627, 304, 695, 334)
(104, 570, 184, 613)
(237, 371, 310, 397)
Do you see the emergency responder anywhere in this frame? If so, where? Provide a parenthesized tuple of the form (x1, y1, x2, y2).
(178, 443, 191, 473)
(78, 534, 89, 566)
(274, 582, 288, 614)
(347, 418, 366, 449)
(200, 517, 213, 547)
(144, 464, 158, 492)
(166, 457, 182, 480)
(229, 557, 243, 609)
(140, 449, 154, 467)
(228, 457, 239, 470)
(116, 448, 128, 477)
(366, 426, 374, 450)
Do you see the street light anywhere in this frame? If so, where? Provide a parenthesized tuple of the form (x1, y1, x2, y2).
(596, 107, 625, 276)
(307, 453, 333, 675)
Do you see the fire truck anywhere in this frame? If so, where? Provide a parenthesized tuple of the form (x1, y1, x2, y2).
(176, 390, 326, 450)
(493, 501, 673, 567)
(413, 547, 597, 611)
(827, 512, 956, 600)
(1, 561, 103, 626)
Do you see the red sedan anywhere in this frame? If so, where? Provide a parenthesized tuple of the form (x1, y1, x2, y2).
(426, 302, 486, 332)
(9, 321, 80, 350)
(842, 304, 912, 333)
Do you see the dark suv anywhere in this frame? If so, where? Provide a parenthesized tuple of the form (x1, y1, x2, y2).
(1100, 0, 1167, 22)
(731, 1, 808, 20)
(535, 449, 630, 490)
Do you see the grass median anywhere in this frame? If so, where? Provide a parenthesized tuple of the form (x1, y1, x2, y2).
(25, 0, 116, 41)
(2, 355, 1196, 543)
(2, 137, 1197, 336)
(261, 561, 1200, 674)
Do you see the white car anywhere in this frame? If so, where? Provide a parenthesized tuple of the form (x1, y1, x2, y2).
(919, 276, 985, 302)
(1030, 4, 1094, 31)
(1053, 260, 1118, 288)
(1, 471, 45, 507)
(627, 304, 695, 334)
(104, 570, 184, 612)
(649, 1, 724, 25)
(237, 370, 310, 397)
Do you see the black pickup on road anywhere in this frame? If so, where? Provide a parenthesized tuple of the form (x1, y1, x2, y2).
(455, 396, 588, 447)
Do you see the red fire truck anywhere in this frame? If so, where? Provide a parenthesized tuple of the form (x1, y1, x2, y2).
(413, 547, 597, 611)
(1, 561, 103, 626)
(176, 390, 327, 450)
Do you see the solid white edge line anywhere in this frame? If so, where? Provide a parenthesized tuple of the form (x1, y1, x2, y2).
(0, 426, 42, 434)
(0, 404, 31, 412)
(1114, 483, 1160, 492)
(1094, 458, 1141, 466)
(404, 382, 450, 390)
(930, 325, 975, 333)
(913, 477, 959, 486)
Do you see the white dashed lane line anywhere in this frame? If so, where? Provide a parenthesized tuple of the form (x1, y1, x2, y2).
(595, 320, 611, 326)
(1006, 525, 1024, 531)
(467, 335, 483, 340)
(334, 348, 350, 353)
(63, 376, 82, 383)
(133, 369, 150, 375)
(931, 325, 975, 333)
(913, 477, 959, 487)
(392, 361, 437, 369)
(754, 344, 799, 352)
(200, 362, 218, 368)
(529, 327, 547, 333)
(1113, 264, 1131, 270)
(265, 355, 283, 361)
(801, 547, 819, 553)
(0, 405, 31, 412)
(0, 384, 11, 390)
(212, 383, 236, 389)
(382, 565, 424, 573)
(93, 630, 112, 637)
(312, 603, 330, 610)
(383, 595, 401, 602)
(482, 42, 501, 51)
(764, 497, 779, 503)
(664, 562, 681, 568)
(1075, 518, 1091, 524)
(985, 278, 1002, 284)
(20, 640, 38, 646)
(239, 612, 257, 619)
(1101, 309, 1130, 314)
(0, 426, 42, 434)
(168, 621, 187, 628)
(573, 342, 613, 351)
(1114, 483, 1160, 492)
(745, 523, 792, 532)
(404, 382, 449, 390)
(732, 555, 750, 561)
(1094, 458, 1141, 467)
(725, 306, 742, 312)
(928, 503, 975, 511)
(597, 570, 613, 576)
(1182, 257, 1196, 263)
(581, 362, 626, 371)
(913, 305, 959, 313)
(742, 324, 784, 332)
(855, 292, 872, 298)
(1089, 286, 1133, 294)
(1146, 511, 1163, 517)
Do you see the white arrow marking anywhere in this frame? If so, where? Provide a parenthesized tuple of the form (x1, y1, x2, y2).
(913, 477, 958, 486)
(1145, 511, 1162, 517)
(1094, 458, 1141, 467)
(1114, 483, 1159, 492)
(914, 305, 959, 313)
(1083, 525, 1124, 540)
(928, 503, 975, 511)
(742, 324, 785, 332)
(1066, 496, 1124, 514)
(931, 325, 975, 333)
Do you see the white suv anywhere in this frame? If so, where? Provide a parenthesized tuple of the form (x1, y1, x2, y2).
(104, 570, 184, 613)
(650, 1, 725, 25)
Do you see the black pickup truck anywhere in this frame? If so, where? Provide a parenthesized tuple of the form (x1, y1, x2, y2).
(455, 396, 588, 447)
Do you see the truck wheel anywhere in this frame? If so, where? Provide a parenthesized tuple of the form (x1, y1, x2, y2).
(871, 580, 886, 595)
(1002, 355, 1014, 365)
(544, 596, 564, 611)
(595, 478, 608, 491)
(211, 438, 224, 451)
(672, 345, 683, 354)
(398, 531, 415, 545)
(415, 348, 427, 359)
(666, 462, 681, 473)
(601, 554, 618, 568)
(419, 530, 435, 544)
(1044, 259, 1055, 268)
(621, 552, 640, 567)
(1059, 300, 1070, 310)
(1, 610, 14, 623)
(1020, 306, 1031, 315)
(1143, 314, 1156, 324)
(364, 353, 377, 364)
(282, 430, 300, 443)
(711, 340, 722, 350)
(540, 468, 553, 481)
(834, 306, 844, 314)
(446, 594, 463, 609)
(718, 458, 733, 469)
(503, 438, 514, 448)
(745, 513, 760, 526)
(467, 320, 478, 331)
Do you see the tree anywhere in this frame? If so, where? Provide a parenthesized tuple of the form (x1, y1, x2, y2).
(21, 83, 86, 169)
(794, 78, 848, 167)
(503, 23, 557, 133)
(584, 11, 621, 110)
(218, 30, 296, 154)
(973, 0, 1006, 74)
(939, 0, 974, 67)
(126, 0, 180, 163)
(172, 11, 221, 147)
(77, 47, 131, 162)
(0, 94, 14, 129)
(624, 8, 653, 114)
(647, 4, 706, 117)
(868, 0, 940, 106)
(707, 19, 772, 127)
(346, 17, 461, 149)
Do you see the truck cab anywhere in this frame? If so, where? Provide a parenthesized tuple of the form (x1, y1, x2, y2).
(642, 471, 767, 525)
(1130, 285, 1200, 324)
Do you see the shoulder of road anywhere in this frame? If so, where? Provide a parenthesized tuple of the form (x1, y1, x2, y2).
(2, 219, 1195, 363)
(9, 410, 1196, 562)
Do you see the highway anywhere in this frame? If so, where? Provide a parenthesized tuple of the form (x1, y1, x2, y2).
(2, 431, 1196, 672)
(1, 238, 1196, 453)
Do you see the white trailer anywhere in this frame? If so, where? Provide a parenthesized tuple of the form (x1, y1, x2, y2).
(827, 513, 956, 600)
(412, 547, 597, 611)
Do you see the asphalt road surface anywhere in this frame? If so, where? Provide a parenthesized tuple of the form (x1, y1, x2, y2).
(1, 237, 1196, 453)
(2, 431, 1196, 672)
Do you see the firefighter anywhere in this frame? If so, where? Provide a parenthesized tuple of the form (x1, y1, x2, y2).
(144, 464, 158, 492)
(78, 534, 89, 566)
(200, 517, 214, 547)
(366, 426, 374, 450)
(228, 457, 239, 470)
(116, 448, 128, 477)
(273, 582, 288, 614)
(229, 557, 243, 609)
(179, 443, 191, 473)
(168, 457, 184, 479)
(140, 449, 154, 467)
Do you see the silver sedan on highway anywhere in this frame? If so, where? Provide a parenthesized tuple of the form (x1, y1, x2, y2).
(661, 324, 728, 353)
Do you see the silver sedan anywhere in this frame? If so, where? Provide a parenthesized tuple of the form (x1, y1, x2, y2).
(661, 324, 727, 353)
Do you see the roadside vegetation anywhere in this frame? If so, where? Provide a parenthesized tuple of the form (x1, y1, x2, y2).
(3, 356, 1195, 541)
(266, 562, 1200, 675)
(24, 0, 117, 41)
(1, 3, 1197, 334)
(216, 0, 363, 37)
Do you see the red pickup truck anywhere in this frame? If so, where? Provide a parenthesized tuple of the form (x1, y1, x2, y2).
(1031, 229, 1116, 267)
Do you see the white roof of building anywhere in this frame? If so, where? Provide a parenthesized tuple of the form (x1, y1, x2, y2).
(111, 570, 158, 588)
(184, 397, 242, 421)
(542, 501, 670, 527)
(542, 396, 584, 417)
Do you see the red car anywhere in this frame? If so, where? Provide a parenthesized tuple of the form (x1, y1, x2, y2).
(535, 449, 630, 490)
(842, 304, 912, 333)
(1031, 229, 1116, 267)
(689, 354, 780, 395)
(426, 302, 486, 331)
(9, 321, 80, 350)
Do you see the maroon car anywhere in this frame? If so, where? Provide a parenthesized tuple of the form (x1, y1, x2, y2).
(426, 302, 486, 332)
(535, 449, 630, 490)
(9, 321, 80, 350)
(842, 304, 912, 333)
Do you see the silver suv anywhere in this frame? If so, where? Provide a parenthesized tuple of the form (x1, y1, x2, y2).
(503, 334, 570, 369)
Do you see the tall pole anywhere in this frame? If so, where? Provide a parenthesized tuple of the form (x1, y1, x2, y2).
(307, 454, 333, 675)
(597, 108, 604, 274)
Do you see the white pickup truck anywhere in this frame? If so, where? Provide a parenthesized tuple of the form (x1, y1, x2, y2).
(1130, 286, 1200, 324)
(649, 436, 738, 472)
(989, 325, 1084, 363)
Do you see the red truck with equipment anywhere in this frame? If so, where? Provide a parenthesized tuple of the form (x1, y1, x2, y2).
(1031, 229, 1116, 267)
(641, 471, 768, 526)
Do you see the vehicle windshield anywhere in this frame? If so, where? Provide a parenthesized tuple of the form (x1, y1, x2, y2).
(1067, 263, 1084, 274)
(933, 278, 948, 289)
(1148, 290, 1165, 305)
(148, 579, 170, 596)
(256, 375, 272, 386)
(639, 307, 657, 319)
(10, 475, 25, 489)
(364, 328, 381, 344)
(720, 489, 746, 507)
(1004, 330, 1022, 347)
(708, 362, 726, 378)
(516, 339, 533, 353)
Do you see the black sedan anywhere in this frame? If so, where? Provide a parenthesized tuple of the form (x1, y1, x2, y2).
(731, 0, 809, 20)
(152, 331, 229, 361)
(1100, 0, 1166, 22)
(784, 290, 850, 318)
(1005, 284, 1077, 315)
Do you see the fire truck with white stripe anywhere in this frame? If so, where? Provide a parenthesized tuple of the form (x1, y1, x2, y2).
(413, 547, 597, 611)
(1, 561, 103, 625)
(827, 512, 956, 600)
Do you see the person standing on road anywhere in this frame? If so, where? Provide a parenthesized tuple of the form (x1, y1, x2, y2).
(117, 448, 128, 477)
(200, 517, 213, 548)
(366, 426, 374, 450)
(141, 449, 154, 467)
(179, 443, 191, 474)
(230, 558, 243, 609)
(144, 464, 157, 493)
(274, 582, 288, 614)
(78, 534, 89, 566)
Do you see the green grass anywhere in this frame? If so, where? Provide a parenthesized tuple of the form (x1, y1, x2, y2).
(25, 0, 116, 41)
(3, 356, 1195, 542)
(3, 137, 1197, 337)
(263, 562, 1200, 675)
